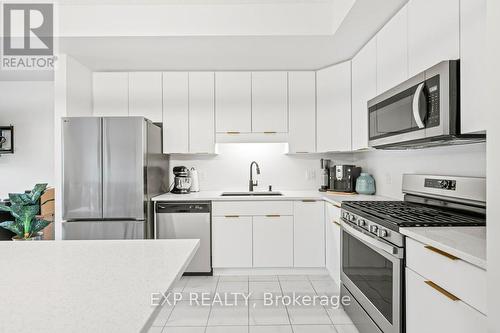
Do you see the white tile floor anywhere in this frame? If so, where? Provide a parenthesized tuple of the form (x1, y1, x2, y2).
(149, 275, 359, 333)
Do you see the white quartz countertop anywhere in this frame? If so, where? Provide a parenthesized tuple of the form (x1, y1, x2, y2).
(401, 227, 486, 269)
(153, 190, 390, 206)
(0, 239, 199, 333)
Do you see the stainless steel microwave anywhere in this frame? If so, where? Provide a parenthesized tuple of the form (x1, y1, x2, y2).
(368, 60, 485, 149)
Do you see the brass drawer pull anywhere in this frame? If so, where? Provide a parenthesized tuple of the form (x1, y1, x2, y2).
(333, 220, 341, 226)
(424, 245, 459, 261)
(302, 199, 316, 203)
(333, 203, 341, 208)
(226, 131, 240, 135)
(295, 151, 309, 154)
(425, 280, 461, 301)
(264, 131, 277, 134)
(266, 215, 281, 218)
(225, 215, 240, 218)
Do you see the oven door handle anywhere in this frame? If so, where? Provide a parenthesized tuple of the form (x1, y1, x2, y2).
(412, 82, 426, 129)
(342, 222, 404, 259)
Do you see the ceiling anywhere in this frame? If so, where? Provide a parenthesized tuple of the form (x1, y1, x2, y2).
(59, 0, 407, 71)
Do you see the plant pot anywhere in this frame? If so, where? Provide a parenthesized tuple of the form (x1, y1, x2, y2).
(12, 232, 44, 241)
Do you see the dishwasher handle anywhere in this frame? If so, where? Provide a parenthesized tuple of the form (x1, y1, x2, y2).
(156, 202, 211, 213)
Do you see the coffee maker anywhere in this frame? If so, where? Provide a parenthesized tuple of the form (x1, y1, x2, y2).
(171, 166, 192, 194)
(329, 165, 361, 193)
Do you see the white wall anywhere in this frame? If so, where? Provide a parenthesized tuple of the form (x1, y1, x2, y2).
(487, 0, 500, 330)
(352, 143, 486, 199)
(169, 143, 349, 191)
(0, 81, 55, 198)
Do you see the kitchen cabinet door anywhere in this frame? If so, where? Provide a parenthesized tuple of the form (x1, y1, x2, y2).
(408, 0, 459, 77)
(189, 72, 215, 153)
(316, 61, 352, 152)
(288, 71, 316, 153)
(352, 37, 377, 151)
(325, 203, 341, 286)
(92, 72, 128, 116)
(212, 216, 253, 268)
(376, 5, 408, 94)
(162, 72, 189, 154)
(253, 216, 293, 267)
(128, 72, 163, 122)
(294, 200, 325, 267)
(251, 72, 288, 133)
(215, 72, 252, 133)
(460, 0, 487, 134)
(406, 268, 487, 333)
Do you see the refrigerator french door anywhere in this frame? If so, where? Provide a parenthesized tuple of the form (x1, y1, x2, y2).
(62, 117, 166, 240)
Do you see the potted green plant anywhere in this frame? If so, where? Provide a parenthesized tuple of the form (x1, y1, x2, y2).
(0, 184, 51, 240)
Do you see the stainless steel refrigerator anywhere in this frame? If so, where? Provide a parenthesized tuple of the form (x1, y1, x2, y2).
(61, 117, 168, 240)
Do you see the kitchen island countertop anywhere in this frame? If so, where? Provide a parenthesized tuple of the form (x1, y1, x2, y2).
(0, 239, 199, 333)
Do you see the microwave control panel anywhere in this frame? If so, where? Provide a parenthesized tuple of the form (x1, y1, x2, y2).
(425, 75, 440, 127)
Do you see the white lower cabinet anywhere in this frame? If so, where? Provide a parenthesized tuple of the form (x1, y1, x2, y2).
(253, 215, 293, 267)
(406, 267, 487, 333)
(212, 200, 327, 269)
(294, 200, 325, 267)
(325, 203, 341, 284)
(212, 216, 253, 268)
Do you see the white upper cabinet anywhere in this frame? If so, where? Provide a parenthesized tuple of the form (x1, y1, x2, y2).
(215, 72, 252, 133)
(162, 72, 189, 154)
(189, 72, 215, 153)
(352, 37, 377, 151)
(317, 61, 352, 152)
(408, 0, 460, 77)
(92, 72, 129, 116)
(128, 72, 163, 122)
(376, 5, 408, 94)
(288, 71, 316, 153)
(251, 72, 288, 133)
(460, 0, 487, 134)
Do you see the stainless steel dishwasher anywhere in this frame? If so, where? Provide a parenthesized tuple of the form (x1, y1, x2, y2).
(155, 202, 212, 275)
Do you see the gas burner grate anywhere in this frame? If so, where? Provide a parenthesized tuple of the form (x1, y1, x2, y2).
(343, 201, 485, 227)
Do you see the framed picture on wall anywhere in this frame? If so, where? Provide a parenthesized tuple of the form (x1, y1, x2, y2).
(0, 126, 14, 154)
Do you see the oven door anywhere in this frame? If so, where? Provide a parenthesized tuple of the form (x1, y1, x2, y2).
(341, 222, 404, 333)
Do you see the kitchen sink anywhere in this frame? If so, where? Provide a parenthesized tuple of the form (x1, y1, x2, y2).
(220, 191, 283, 197)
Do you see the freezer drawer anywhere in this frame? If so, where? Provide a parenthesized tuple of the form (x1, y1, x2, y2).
(156, 202, 212, 274)
(62, 221, 145, 240)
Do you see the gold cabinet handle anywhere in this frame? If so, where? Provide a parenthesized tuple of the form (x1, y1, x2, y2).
(333, 203, 341, 208)
(424, 280, 461, 301)
(225, 215, 240, 218)
(226, 131, 240, 135)
(424, 245, 459, 261)
(333, 220, 341, 226)
(264, 131, 277, 134)
(266, 215, 281, 218)
(295, 151, 309, 154)
(302, 199, 316, 202)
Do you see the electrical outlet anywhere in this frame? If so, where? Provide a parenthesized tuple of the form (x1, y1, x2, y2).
(305, 169, 317, 180)
(385, 173, 392, 185)
(198, 171, 206, 181)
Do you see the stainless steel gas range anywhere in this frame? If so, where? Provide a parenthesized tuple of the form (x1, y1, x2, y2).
(340, 174, 486, 333)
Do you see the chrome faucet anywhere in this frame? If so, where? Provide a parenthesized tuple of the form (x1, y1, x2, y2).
(249, 161, 261, 192)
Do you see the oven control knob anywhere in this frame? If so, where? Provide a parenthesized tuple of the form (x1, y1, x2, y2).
(369, 225, 378, 234)
(357, 219, 367, 227)
(378, 229, 389, 237)
(349, 214, 357, 223)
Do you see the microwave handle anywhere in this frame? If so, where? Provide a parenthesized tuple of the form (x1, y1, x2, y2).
(412, 82, 426, 129)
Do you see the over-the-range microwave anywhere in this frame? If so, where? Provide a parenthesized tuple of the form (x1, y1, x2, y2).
(367, 60, 485, 149)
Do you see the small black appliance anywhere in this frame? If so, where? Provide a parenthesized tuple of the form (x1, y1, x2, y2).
(171, 166, 192, 194)
(329, 165, 361, 193)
